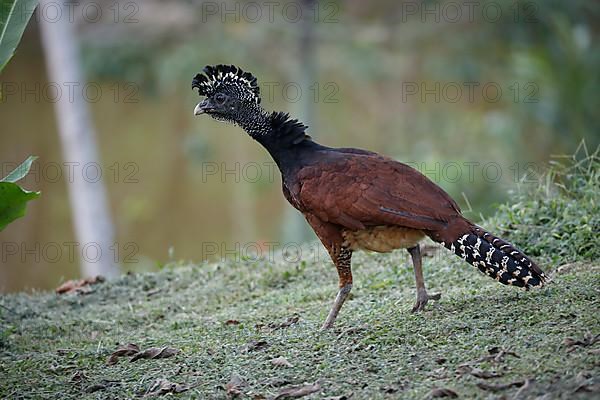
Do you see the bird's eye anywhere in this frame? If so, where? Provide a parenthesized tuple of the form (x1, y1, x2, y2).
(215, 93, 227, 104)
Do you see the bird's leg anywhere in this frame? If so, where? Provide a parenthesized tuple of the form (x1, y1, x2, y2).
(321, 247, 353, 330)
(407, 245, 441, 312)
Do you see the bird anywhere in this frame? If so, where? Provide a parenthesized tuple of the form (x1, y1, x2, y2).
(191, 64, 547, 329)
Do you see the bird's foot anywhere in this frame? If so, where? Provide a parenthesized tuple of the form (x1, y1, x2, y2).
(320, 320, 334, 330)
(320, 284, 352, 330)
(411, 290, 441, 312)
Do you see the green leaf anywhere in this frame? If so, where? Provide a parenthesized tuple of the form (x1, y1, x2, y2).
(0, 182, 40, 231)
(1, 155, 37, 182)
(0, 0, 39, 72)
(0, 155, 40, 230)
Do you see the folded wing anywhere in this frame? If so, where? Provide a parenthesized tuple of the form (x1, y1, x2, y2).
(296, 153, 463, 232)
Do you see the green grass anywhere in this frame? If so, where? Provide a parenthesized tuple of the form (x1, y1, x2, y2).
(1, 253, 599, 399)
(487, 143, 600, 266)
(1, 149, 599, 399)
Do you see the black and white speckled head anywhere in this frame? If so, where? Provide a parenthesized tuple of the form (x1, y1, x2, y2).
(192, 65, 261, 125)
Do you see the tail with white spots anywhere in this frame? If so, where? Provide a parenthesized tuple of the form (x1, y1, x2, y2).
(442, 226, 547, 288)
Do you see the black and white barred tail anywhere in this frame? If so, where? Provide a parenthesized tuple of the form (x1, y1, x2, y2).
(443, 226, 547, 288)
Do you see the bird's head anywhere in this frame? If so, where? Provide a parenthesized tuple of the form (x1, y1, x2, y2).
(192, 64, 261, 124)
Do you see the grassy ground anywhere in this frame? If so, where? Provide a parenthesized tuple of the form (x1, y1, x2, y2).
(1, 151, 599, 399)
(1, 246, 599, 399)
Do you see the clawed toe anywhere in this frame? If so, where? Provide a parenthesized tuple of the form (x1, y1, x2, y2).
(411, 291, 441, 313)
(320, 321, 334, 330)
(411, 299, 427, 313)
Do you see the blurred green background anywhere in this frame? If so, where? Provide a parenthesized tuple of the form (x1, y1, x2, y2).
(1, 0, 598, 292)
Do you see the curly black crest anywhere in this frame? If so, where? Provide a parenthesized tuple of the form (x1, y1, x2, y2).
(192, 64, 260, 104)
(270, 112, 310, 144)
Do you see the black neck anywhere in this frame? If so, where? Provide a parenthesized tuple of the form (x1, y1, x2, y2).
(236, 105, 272, 139)
(236, 106, 315, 169)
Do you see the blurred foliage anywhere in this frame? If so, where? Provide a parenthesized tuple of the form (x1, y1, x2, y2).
(77, 0, 600, 214)
(81, 43, 157, 93)
(79, 0, 600, 146)
(487, 142, 599, 265)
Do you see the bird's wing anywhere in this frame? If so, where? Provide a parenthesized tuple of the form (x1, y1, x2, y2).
(296, 152, 462, 232)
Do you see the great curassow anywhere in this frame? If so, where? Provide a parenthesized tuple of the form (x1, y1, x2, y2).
(192, 64, 548, 329)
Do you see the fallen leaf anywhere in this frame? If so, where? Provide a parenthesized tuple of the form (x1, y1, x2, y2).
(274, 381, 321, 399)
(226, 373, 247, 397)
(107, 343, 178, 365)
(576, 371, 593, 383)
(261, 377, 292, 387)
(145, 379, 189, 397)
(490, 348, 519, 363)
(425, 387, 458, 398)
(106, 343, 140, 365)
(131, 346, 178, 362)
(556, 262, 585, 275)
(476, 380, 525, 392)
(48, 362, 77, 373)
(56, 276, 105, 294)
(241, 340, 269, 353)
(573, 371, 599, 393)
(428, 367, 448, 380)
(456, 365, 503, 379)
(271, 357, 293, 368)
(574, 383, 600, 393)
(461, 347, 519, 366)
(267, 315, 300, 331)
(513, 379, 533, 398)
(472, 369, 502, 379)
(564, 333, 600, 352)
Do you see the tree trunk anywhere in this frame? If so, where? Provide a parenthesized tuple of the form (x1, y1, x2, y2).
(39, 1, 119, 278)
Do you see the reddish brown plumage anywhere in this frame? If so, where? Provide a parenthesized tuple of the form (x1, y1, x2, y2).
(291, 152, 469, 241)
